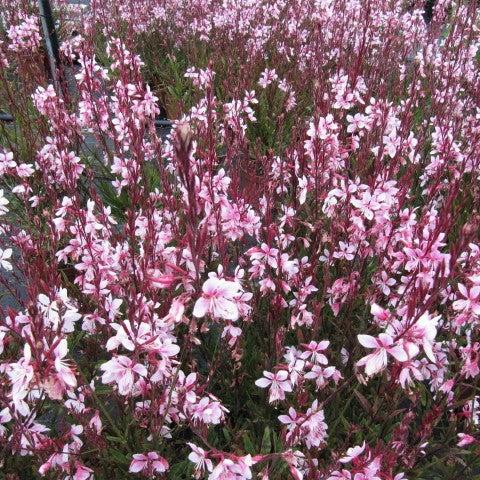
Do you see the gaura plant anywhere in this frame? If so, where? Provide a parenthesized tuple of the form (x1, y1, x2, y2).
(1, 0, 480, 478)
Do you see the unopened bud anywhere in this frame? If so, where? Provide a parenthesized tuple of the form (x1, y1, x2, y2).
(177, 122, 192, 149)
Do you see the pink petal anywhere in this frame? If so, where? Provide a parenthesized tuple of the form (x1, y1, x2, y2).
(388, 345, 408, 362)
(255, 378, 271, 388)
(213, 298, 239, 320)
(129, 459, 146, 473)
(193, 297, 209, 318)
(357, 334, 378, 349)
(133, 363, 148, 377)
(365, 350, 387, 376)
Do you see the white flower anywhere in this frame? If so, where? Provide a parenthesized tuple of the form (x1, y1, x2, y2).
(339, 441, 366, 463)
(255, 370, 292, 402)
(193, 276, 242, 321)
(0, 189, 9, 215)
(0, 248, 12, 271)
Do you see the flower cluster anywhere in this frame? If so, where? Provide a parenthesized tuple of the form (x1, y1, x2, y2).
(7, 15, 41, 53)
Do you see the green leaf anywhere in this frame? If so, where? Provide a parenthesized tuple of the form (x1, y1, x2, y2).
(106, 435, 127, 445)
(272, 430, 282, 452)
(242, 432, 255, 454)
(260, 426, 272, 454)
(109, 448, 130, 465)
(222, 427, 232, 444)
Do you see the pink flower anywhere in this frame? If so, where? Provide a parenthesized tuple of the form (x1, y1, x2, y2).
(350, 191, 379, 221)
(376, 271, 396, 296)
(100, 355, 147, 395)
(305, 401, 328, 445)
(0, 151, 16, 174)
(0, 189, 8, 215)
(258, 68, 278, 88)
(398, 361, 424, 388)
(339, 441, 366, 463)
(247, 243, 279, 268)
(370, 304, 391, 326)
(301, 340, 330, 364)
(187, 443, 213, 477)
(193, 277, 242, 321)
(70, 463, 94, 480)
(457, 433, 476, 447)
(409, 312, 439, 362)
(7, 343, 34, 415)
(190, 396, 228, 425)
(255, 370, 292, 402)
(129, 451, 169, 475)
(278, 407, 301, 429)
(7, 16, 41, 53)
(333, 241, 356, 261)
(106, 321, 136, 351)
(41, 338, 77, 400)
(304, 365, 337, 390)
(209, 455, 255, 480)
(356, 333, 408, 376)
(453, 284, 480, 315)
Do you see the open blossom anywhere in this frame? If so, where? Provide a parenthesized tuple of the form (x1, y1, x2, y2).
(279, 407, 302, 441)
(190, 396, 228, 425)
(258, 68, 278, 88)
(41, 338, 77, 400)
(350, 191, 380, 221)
(255, 370, 292, 402)
(0, 189, 9, 215)
(106, 320, 180, 356)
(68, 464, 94, 480)
(406, 312, 440, 362)
(302, 401, 328, 449)
(209, 455, 255, 480)
(193, 276, 243, 321)
(370, 304, 391, 326)
(188, 443, 213, 477)
(339, 442, 366, 463)
(376, 271, 396, 296)
(330, 460, 384, 480)
(301, 340, 330, 364)
(457, 433, 476, 447)
(0, 151, 16, 174)
(304, 365, 339, 389)
(453, 284, 480, 315)
(278, 400, 328, 449)
(100, 356, 147, 395)
(129, 452, 169, 476)
(356, 333, 408, 376)
(247, 243, 279, 268)
(37, 291, 82, 333)
(333, 241, 356, 261)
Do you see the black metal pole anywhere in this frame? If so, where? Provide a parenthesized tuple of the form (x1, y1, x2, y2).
(37, 0, 62, 93)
